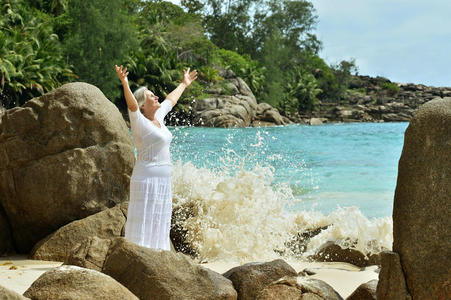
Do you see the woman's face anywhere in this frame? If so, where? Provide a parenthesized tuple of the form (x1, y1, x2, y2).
(141, 89, 161, 114)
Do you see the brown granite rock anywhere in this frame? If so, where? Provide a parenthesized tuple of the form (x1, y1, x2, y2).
(256, 283, 302, 300)
(0, 204, 15, 255)
(346, 279, 377, 300)
(392, 97, 451, 299)
(30, 204, 126, 262)
(0, 285, 29, 300)
(102, 237, 237, 300)
(310, 241, 380, 267)
(223, 259, 298, 300)
(65, 236, 114, 271)
(0, 82, 134, 253)
(376, 251, 411, 300)
(193, 75, 257, 127)
(23, 265, 138, 300)
(253, 103, 286, 126)
(256, 276, 342, 300)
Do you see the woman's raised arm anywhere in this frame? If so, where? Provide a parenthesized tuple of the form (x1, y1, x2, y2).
(115, 65, 139, 112)
(165, 68, 198, 108)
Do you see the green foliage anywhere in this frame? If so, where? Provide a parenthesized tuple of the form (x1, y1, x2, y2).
(216, 49, 249, 74)
(239, 61, 265, 98)
(348, 87, 367, 95)
(24, 0, 68, 16)
(198, 0, 320, 57)
(259, 30, 292, 106)
(63, 0, 137, 102)
(124, 0, 205, 106)
(0, 0, 74, 108)
(181, 0, 204, 14)
(282, 68, 322, 112)
(198, 66, 221, 83)
(215, 49, 265, 96)
(295, 52, 358, 103)
(381, 82, 400, 95)
(2, 0, 364, 119)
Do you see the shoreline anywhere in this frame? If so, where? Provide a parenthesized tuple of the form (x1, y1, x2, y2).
(1, 255, 378, 299)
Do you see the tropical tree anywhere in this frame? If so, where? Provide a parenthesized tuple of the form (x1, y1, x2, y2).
(0, 0, 74, 108)
(63, 0, 137, 102)
(283, 68, 322, 113)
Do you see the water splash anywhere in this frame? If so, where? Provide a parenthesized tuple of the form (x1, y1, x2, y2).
(167, 124, 398, 263)
(171, 160, 392, 264)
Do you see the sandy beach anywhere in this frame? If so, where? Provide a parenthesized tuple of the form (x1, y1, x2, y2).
(1, 255, 378, 298)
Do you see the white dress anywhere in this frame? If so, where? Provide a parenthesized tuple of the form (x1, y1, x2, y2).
(124, 100, 173, 250)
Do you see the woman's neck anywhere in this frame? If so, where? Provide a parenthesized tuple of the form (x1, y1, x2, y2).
(143, 108, 157, 121)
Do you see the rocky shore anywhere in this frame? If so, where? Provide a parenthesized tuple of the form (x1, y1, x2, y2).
(169, 72, 451, 127)
(180, 69, 291, 128)
(291, 76, 451, 125)
(1, 83, 449, 299)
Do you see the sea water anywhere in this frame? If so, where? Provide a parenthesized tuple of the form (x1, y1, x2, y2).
(133, 122, 408, 262)
(170, 122, 408, 218)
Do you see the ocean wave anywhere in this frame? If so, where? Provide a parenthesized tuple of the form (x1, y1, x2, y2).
(171, 160, 393, 264)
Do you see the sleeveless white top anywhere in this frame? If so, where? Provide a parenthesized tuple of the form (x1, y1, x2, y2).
(128, 100, 173, 172)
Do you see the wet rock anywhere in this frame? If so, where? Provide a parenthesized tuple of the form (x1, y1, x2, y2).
(30, 204, 126, 262)
(23, 265, 138, 300)
(391, 97, 451, 299)
(346, 279, 377, 300)
(170, 205, 197, 257)
(0, 82, 134, 253)
(256, 276, 342, 300)
(0, 284, 29, 299)
(310, 241, 380, 267)
(376, 251, 410, 300)
(223, 259, 297, 300)
(302, 268, 317, 276)
(102, 237, 237, 300)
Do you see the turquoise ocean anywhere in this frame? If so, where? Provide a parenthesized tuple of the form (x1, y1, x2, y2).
(170, 122, 408, 218)
(132, 122, 408, 262)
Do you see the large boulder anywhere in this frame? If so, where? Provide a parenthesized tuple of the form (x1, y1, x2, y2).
(390, 97, 451, 298)
(30, 203, 127, 262)
(0, 204, 15, 255)
(65, 236, 114, 271)
(256, 276, 342, 300)
(346, 279, 377, 300)
(0, 82, 135, 252)
(223, 259, 298, 300)
(376, 251, 410, 300)
(310, 241, 380, 267)
(102, 237, 237, 300)
(252, 103, 288, 126)
(23, 265, 138, 300)
(193, 76, 258, 127)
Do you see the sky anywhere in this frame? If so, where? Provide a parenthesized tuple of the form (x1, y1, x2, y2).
(168, 0, 451, 87)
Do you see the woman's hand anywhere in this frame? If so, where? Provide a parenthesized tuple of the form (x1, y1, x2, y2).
(182, 68, 198, 87)
(115, 65, 129, 85)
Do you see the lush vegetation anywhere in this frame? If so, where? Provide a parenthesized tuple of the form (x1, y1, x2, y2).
(1, 0, 358, 116)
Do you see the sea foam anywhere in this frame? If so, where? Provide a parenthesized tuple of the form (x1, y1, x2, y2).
(171, 159, 392, 264)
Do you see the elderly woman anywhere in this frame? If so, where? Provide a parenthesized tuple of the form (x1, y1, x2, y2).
(115, 64, 197, 250)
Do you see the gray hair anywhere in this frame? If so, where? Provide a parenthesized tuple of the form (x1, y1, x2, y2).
(133, 86, 147, 108)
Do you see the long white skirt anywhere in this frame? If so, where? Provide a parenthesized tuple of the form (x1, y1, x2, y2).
(124, 165, 172, 251)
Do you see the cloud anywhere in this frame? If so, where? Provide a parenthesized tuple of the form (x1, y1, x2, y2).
(312, 0, 451, 86)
